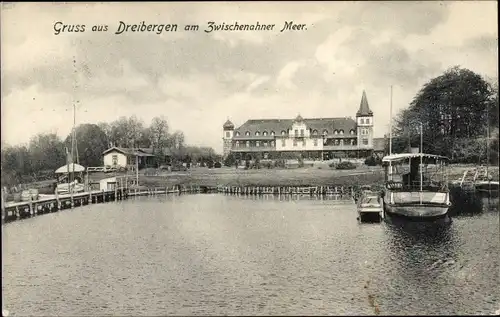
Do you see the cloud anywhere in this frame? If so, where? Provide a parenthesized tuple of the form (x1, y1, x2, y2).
(1, 1, 497, 153)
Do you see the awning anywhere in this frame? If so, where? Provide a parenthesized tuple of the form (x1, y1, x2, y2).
(382, 153, 449, 164)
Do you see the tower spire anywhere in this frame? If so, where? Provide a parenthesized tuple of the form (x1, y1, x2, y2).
(356, 90, 373, 116)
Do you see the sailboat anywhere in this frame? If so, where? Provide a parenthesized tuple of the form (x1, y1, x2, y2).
(55, 85, 85, 195)
(474, 104, 499, 196)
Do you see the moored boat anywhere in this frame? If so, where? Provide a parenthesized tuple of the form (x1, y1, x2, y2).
(357, 191, 383, 222)
(382, 153, 451, 219)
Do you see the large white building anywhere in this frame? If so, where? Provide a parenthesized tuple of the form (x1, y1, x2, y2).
(222, 91, 385, 160)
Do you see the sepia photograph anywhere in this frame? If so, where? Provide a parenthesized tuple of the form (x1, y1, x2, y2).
(1, 1, 499, 316)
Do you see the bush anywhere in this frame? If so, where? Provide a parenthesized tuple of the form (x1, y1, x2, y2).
(214, 162, 222, 168)
(364, 156, 380, 166)
(223, 153, 237, 167)
(328, 162, 336, 168)
(335, 161, 357, 170)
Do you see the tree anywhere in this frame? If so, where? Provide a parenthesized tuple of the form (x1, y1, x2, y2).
(29, 133, 66, 173)
(97, 122, 113, 148)
(149, 116, 169, 149)
(392, 66, 496, 159)
(64, 123, 108, 167)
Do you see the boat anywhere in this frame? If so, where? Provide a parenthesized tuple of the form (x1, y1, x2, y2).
(381, 153, 451, 218)
(20, 188, 39, 202)
(357, 191, 383, 222)
(55, 180, 85, 195)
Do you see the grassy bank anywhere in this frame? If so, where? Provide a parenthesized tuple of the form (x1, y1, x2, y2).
(99, 165, 499, 188)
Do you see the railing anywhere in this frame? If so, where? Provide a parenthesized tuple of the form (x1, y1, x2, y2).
(385, 180, 447, 192)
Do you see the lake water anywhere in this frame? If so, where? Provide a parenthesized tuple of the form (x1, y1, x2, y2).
(2, 194, 499, 316)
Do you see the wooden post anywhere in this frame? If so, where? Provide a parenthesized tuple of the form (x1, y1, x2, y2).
(1, 189, 5, 221)
(115, 184, 118, 202)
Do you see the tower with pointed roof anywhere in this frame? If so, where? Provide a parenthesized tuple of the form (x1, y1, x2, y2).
(222, 118, 235, 158)
(356, 90, 374, 151)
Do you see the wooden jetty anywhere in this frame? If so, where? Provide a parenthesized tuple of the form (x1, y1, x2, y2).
(1, 184, 207, 224)
(216, 185, 355, 197)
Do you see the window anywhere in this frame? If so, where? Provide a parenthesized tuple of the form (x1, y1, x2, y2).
(255, 131, 260, 136)
(362, 138, 368, 145)
(225, 132, 230, 138)
(339, 130, 344, 135)
(256, 141, 260, 147)
(236, 141, 240, 147)
(362, 129, 368, 135)
(112, 155, 118, 166)
(293, 139, 297, 146)
(271, 131, 275, 136)
(323, 130, 328, 136)
(361, 118, 365, 124)
(236, 132, 240, 136)
(263, 131, 268, 136)
(264, 153, 269, 159)
(300, 129, 304, 137)
(312, 130, 318, 136)
(246, 131, 250, 136)
(351, 139, 356, 146)
(281, 139, 286, 146)
(271, 141, 275, 147)
(314, 139, 318, 146)
(340, 139, 344, 146)
(246, 141, 250, 147)
(263, 141, 268, 147)
(334, 130, 338, 135)
(281, 130, 287, 136)
(350, 130, 355, 135)
(334, 139, 340, 146)
(302, 139, 306, 146)
(366, 118, 370, 124)
(295, 129, 299, 137)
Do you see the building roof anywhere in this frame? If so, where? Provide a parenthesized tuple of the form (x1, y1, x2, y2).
(223, 119, 234, 129)
(102, 147, 155, 157)
(234, 117, 357, 137)
(356, 90, 373, 117)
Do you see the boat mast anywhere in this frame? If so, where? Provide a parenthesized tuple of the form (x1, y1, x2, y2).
(486, 102, 489, 180)
(420, 122, 423, 193)
(389, 85, 393, 181)
(389, 85, 393, 155)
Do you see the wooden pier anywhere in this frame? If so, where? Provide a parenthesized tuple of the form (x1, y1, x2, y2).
(216, 185, 356, 197)
(1, 185, 207, 224)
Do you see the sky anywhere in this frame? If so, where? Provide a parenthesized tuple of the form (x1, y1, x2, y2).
(1, 1, 498, 153)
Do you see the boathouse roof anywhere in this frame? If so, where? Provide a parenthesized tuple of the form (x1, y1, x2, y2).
(382, 153, 449, 164)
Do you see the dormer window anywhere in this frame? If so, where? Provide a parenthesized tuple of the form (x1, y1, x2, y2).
(236, 132, 240, 136)
(255, 131, 260, 136)
(270, 131, 275, 136)
(350, 130, 355, 135)
(339, 130, 344, 135)
(281, 130, 287, 136)
(245, 131, 250, 136)
(334, 130, 338, 135)
(323, 130, 328, 136)
(263, 131, 268, 136)
(312, 130, 318, 136)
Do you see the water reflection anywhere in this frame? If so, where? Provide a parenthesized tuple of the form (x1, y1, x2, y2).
(2, 194, 498, 316)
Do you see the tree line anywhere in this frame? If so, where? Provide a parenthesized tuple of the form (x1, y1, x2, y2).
(1, 115, 220, 186)
(389, 66, 499, 164)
